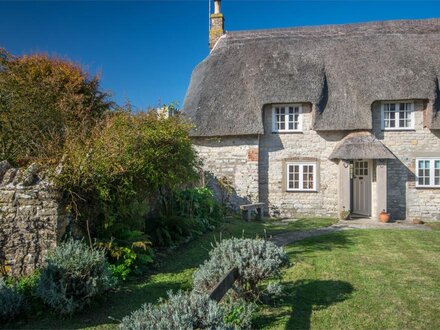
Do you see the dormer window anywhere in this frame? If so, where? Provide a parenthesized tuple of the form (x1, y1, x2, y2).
(381, 101, 414, 130)
(272, 104, 302, 133)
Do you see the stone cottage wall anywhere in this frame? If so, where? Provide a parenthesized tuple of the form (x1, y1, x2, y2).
(193, 136, 259, 210)
(194, 101, 440, 221)
(372, 100, 440, 221)
(0, 161, 67, 276)
(259, 103, 345, 218)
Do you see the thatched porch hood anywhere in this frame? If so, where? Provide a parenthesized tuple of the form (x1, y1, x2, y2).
(329, 131, 395, 160)
(183, 18, 440, 137)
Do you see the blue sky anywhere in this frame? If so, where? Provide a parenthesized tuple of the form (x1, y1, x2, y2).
(1, 1, 440, 110)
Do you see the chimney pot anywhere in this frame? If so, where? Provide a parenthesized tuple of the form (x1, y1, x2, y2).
(214, 0, 221, 14)
(209, 0, 224, 50)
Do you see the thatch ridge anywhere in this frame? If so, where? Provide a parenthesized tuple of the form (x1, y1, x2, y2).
(183, 18, 440, 137)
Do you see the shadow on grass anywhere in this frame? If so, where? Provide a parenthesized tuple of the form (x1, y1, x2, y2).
(256, 279, 354, 330)
(267, 217, 338, 234)
(7, 277, 188, 330)
(285, 231, 355, 258)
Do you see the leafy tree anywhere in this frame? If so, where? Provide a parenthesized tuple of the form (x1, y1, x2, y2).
(0, 49, 111, 164)
(57, 110, 199, 238)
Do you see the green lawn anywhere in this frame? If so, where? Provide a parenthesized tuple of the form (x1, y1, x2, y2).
(256, 230, 440, 329)
(7, 218, 440, 330)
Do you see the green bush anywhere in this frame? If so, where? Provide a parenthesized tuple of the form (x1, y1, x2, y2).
(57, 110, 199, 240)
(36, 240, 114, 315)
(149, 187, 223, 246)
(223, 299, 255, 329)
(0, 277, 25, 321)
(97, 233, 154, 281)
(119, 290, 253, 330)
(6, 270, 40, 297)
(193, 238, 289, 300)
(0, 49, 111, 164)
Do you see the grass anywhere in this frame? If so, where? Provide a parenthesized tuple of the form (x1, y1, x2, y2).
(256, 229, 440, 329)
(425, 222, 440, 231)
(8, 217, 333, 329)
(7, 218, 440, 329)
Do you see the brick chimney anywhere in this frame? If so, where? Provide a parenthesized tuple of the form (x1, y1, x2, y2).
(209, 0, 224, 50)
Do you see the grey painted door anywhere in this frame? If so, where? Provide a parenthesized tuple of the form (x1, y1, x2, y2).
(353, 160, 371, 216)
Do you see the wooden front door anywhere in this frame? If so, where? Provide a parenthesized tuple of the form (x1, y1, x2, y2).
(353, 160, 371, 216)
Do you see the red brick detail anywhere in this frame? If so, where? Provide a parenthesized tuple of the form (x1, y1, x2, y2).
(247, 148, 259, 162)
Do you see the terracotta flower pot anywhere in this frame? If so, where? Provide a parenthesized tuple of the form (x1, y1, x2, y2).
(379, 212, 390, 223)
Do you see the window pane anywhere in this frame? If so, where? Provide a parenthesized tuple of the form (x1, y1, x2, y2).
(279, 106, 300, 131)
(302, 165, 314, 190)
(383, 103, 414, 129)
(389, 111, 395, 127)
(288, 164, 315, 190)
(418, 160, 431, 186)
(435, 160, 440, 186)
(294, 165, 299, 189)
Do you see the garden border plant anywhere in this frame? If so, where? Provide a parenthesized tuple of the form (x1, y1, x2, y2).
(36, 239, 114, 315)
(193, 237, 289, 301)
(120, 237, 288, 329)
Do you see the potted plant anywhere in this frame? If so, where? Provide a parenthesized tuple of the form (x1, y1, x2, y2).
(379, 210, 390, 223)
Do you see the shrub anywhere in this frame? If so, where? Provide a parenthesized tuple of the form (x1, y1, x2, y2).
(0, 277, 25, 321)
(119, 290, 253, 330)
(97, 234, 154, 281)
(0, 49, 111, 164)
(4, 271, 40, 297)
(175, 187, 223, 227)
(36, 239, 114, 315)
(57, 110, 198, 240)
(148, 187, 223, 246)
(193, 238, 289, 300)
(223, 299, 255, 329)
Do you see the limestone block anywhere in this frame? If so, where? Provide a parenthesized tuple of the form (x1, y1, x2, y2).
(0, 190, 15, 203)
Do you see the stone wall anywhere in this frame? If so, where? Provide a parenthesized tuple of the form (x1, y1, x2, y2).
(259, 103, 344, 218)
(193, 136, 259, 210)
(194, 101, 440, 221)
(372, 100, 440, 221)
(0, 161, 67, 276)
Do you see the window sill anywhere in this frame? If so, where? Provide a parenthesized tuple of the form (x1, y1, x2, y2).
(381, 128, 416, 132)
(415, 186, 440, 189)
(272, 131, 304, 134)
(286, 190, 318, 193)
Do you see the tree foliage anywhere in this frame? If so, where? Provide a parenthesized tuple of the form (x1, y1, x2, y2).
(0, 49, 111, 164)
(57, 110, 199, 238)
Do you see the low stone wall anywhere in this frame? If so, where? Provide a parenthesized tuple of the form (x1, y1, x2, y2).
(0, 161, 67, 276)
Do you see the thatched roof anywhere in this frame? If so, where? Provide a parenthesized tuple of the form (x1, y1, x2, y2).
(329, 131, 395, 160)
(183, 18, 440, 137)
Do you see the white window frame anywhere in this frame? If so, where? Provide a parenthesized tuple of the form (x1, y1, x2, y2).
(272, 104, 303, 133)
(416, 158, 440, 188)
(381, 101, 415, 130)
(286, 162, 317, 192)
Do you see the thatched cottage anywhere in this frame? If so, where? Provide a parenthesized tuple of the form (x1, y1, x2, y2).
(183, 1, 440, 221)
